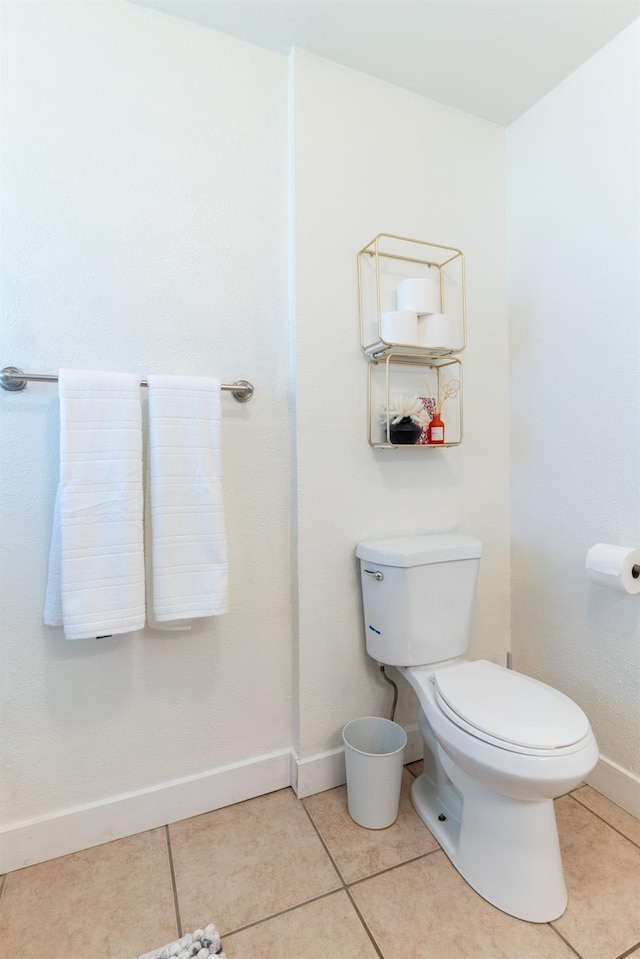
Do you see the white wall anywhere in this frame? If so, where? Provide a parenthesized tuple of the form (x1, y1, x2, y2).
(291, 51, 511, 759)
(508, 22, 640, 779)
(1, 2, 514, 845)
(0, 1, 292, 828)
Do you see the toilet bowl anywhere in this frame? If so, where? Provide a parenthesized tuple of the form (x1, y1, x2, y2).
(408, 659, 598, 800)
(399, 659, 598, 922)
(356, 533, 599, 924)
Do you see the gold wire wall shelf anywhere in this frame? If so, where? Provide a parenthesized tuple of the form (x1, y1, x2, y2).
(368, 353, 463, 449)
(358, 233, 466, 359)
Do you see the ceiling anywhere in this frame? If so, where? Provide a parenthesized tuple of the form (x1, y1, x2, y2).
(132, 0, 640, 125)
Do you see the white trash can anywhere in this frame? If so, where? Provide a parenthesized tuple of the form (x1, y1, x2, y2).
(342, 716, 407, 829)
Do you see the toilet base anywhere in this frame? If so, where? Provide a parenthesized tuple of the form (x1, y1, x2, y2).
(411, 754, 568, 923)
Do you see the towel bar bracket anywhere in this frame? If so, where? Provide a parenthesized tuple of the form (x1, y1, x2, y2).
(1, 367, 254, 402)
(0, 367, 28, 392)
(229, 379, 254, 403)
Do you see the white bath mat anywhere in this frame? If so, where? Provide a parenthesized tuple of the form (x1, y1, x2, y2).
(135, 923, 226, 959)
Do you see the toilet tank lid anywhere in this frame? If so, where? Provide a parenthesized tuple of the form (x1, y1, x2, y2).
(356, 533, 482, 567)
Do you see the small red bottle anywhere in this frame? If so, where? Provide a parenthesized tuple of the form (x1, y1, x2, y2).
(427, 411, 445, 444)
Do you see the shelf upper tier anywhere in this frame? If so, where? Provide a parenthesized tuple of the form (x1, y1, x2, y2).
(358, 233, 466, 359)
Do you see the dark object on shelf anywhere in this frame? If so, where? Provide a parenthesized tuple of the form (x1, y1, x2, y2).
(389, 417, 421, 445)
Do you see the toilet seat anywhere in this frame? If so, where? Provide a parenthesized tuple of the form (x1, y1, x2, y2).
(433, 660, 591, 755)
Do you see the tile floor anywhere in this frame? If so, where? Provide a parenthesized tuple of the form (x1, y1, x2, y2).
(1, 763, 639, 959)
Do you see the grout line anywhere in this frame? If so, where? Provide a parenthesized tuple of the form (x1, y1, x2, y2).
(164, 825, 183, 939)
(300, 799, 348, 887)
(300, 796, 441, 890)
(300, 795, 446, 958)
(218, 800, 350, 940)
(347, 847, 442, 889)
(0, 875, 6, 905)
(224, 888, 342, 939)
(301, 787, 442, 889)
(548, 922, 584, 959)
(300, 801, 385, 958)
(613, 942, 640, 959)
(569, 792, 640, 850)
(344, 885, 385, 959)
(405, 762, 421, 779)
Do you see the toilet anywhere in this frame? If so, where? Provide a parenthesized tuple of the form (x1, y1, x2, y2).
(356, 532, 598, 923)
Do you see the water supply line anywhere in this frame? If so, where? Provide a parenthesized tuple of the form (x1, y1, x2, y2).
(378, 663, 398, 721)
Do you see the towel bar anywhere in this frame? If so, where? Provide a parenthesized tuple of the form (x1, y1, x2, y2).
(1, 367, 254, 403)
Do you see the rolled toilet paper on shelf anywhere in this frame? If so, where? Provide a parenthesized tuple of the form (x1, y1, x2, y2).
(397, 277, 440, 314)
(380, 309, 418, 345)
(585, 544, 640, 594)
(418, 312, 456, 350)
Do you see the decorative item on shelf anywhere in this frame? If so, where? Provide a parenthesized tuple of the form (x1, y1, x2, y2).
(428, 411, 445, 444)
(416, 396, 437, 445)
(422, 372, 460, 445)
(382, 395, 423, 445)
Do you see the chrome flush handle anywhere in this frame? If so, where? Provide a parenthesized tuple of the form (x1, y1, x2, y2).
(364, 569, 384, 581)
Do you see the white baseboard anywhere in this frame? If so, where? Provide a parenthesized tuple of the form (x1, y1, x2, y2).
(13, 738, 631, 878)
(293, 723, 423, 799)
(585, 753, 640, 820)
(1, 726, 426, 873)
(0, 749, 291, 874)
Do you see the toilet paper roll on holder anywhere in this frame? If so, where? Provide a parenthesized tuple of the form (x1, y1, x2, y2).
(585, 543, 640, 594)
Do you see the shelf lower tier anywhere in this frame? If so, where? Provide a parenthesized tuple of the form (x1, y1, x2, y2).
(368, 353, 463, 449)
(373, 440, 461, 449)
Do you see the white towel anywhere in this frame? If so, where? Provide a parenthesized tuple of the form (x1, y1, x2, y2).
(44, 369, 145, 640)
(147, 375, 228, 625)
(144, 441, 190, 632)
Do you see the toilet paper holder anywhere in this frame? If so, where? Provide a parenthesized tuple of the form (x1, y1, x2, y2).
(585, 543, 640, 594)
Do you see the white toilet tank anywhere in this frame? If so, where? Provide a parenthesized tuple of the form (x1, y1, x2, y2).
(356, 533, 482, 667)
